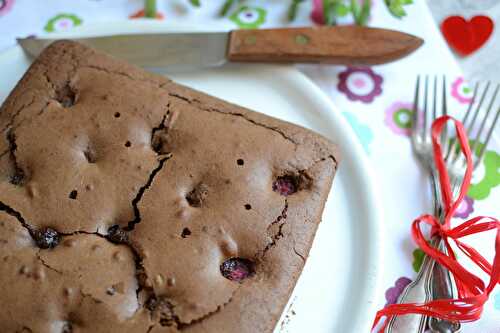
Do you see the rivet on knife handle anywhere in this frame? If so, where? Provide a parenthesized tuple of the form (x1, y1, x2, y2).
(227, 26, 423, 66)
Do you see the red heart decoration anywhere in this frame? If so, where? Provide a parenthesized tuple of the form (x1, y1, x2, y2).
(441, 15, 494, 56)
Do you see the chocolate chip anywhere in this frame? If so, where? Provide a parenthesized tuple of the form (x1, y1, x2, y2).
(146, 296, 176, 326)
(237, 159, 244, 166)
(181, 228, 191, 238)
(32, 227, 60, 249)
(106, 225, 128, 244)
(69, 190, 78, 200)
(186, 183, 209, 207)
(83, 146, 97, 163)
(60, 97, 74, 108)
(151, 135, 162, 153)
(114, 112, 121, 118)
(9, 168, 25, 186)
(145, 295, 158, 311)
(220, 257, 255, 282)
(244, 204, 252, 210)
(125, 141, 132, 148)
(151, 132, 169, 154)
(151, 115, 169, 154)
(56, 83, 75, 108)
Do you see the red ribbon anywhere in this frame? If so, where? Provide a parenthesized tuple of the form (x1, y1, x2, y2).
(372, 116, 500, 330)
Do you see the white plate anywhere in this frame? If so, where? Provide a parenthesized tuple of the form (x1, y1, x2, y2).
(0, 21, 383, 333)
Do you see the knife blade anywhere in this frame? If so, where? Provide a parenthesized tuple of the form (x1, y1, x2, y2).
(18, 26, 423, 70)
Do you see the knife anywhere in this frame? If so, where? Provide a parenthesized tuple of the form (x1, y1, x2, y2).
(18, 26, 423, 70)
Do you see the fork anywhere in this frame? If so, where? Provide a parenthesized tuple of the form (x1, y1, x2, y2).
(445, 81, 500, 196)
(383, 75, 456, 333)
(428, 81, 500, 333)
(384, 76, 500, 333)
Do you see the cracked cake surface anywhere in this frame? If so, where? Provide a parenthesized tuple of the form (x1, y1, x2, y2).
(0, 40, 339, 333)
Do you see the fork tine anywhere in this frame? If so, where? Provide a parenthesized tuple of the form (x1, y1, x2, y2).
(451, 81, 491, 164)
(412, 75, 421, 139)
(423, 75, 429, 140)
(461, 82, 480, 126)
(475, 106, 500, 169)
(433, 75, 438, 122)
(470, 83, 500, 156)
(466, 81, 491, 133)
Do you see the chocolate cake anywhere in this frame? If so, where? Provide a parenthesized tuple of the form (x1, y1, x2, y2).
(0, 41, 339, 333)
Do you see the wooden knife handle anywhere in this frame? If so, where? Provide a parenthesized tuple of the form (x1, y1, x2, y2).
(227, 26, 423, 65)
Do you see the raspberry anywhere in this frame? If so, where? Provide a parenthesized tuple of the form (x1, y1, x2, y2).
(220, 258, 255, 282)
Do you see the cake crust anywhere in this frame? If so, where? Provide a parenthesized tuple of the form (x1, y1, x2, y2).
(0, 41, 339, 333)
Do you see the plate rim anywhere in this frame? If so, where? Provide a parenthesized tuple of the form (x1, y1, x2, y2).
(0, 19, 384, 333)
(277, 66, 385, 332)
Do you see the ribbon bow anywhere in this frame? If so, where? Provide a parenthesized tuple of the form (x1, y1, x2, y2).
(373, 116, 500, 330)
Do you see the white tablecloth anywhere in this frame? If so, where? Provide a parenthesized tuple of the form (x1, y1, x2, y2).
(0, 0, 498, 331)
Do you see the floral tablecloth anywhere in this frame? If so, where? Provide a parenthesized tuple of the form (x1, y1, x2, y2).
(0, 0, 498, 332)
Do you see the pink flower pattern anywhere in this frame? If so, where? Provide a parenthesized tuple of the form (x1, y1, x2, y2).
(451, 77, 473, 104)
(453, 195, 474, 219)
(385, 277, 412, 306)
(337, 67, 383, 103)
(0, 0, 15, 16)
(384, 101, 416, 136)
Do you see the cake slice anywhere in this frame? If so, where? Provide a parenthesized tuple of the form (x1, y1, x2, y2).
(0, 41, 339, 333)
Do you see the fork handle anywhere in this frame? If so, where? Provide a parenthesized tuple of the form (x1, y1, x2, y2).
(385, 171, 449, 333)
(428, 240, 461, 333)
(428, 171, 461, 333)
(384, 238, 437, 333)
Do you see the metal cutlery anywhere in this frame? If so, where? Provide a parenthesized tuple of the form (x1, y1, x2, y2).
(385, 76, 500, 333)
(17, 26, 423, 70)
(445, 81, 500, 194)
(430, 80, 499, 333)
